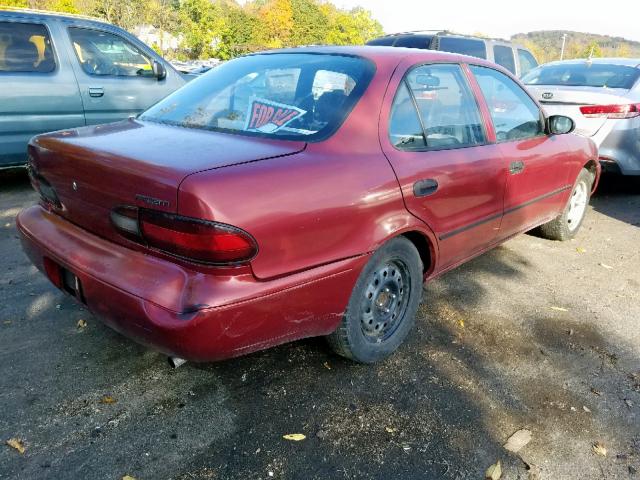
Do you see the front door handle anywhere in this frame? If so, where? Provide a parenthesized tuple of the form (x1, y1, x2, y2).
(509, 160, 525, 175)
(413, 179, 439, 197)
(88, 87, 104, 97)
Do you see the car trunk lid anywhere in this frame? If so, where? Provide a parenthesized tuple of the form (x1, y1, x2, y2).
(29, 119, 305, 244)
(527, 85, 632, 137)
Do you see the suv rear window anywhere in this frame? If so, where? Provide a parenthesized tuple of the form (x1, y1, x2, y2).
(141, 53, 375, 141)
(0, 22, 55, 73)
(522, 63, 640, 89)
(493, 45, 516, 74)
(437, 37, 487, 59)
(393, 35, 433, 49)
(366, 37, 396, 46)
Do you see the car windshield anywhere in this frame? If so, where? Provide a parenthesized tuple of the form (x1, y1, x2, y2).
(522, 62, 640, 89)
(141, 53, 375, 141)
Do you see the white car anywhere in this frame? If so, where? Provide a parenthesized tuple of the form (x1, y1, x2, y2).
(523, 58, 640, 176)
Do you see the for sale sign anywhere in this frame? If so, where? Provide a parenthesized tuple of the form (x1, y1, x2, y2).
(244, 97, 306, 133)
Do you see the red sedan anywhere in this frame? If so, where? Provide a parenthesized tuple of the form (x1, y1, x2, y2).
(18, 46, 599, 364)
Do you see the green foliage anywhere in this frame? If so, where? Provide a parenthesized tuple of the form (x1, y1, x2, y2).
(512, 30, 640, 63)
(0, 0, 383, 60)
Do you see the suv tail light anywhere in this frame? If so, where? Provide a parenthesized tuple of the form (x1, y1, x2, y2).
(579, 103, 640, 119)
(111, 207, 257, 265)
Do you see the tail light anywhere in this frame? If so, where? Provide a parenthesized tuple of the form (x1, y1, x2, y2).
(111, 207, 257, 265)
(579, 103, 640, 119)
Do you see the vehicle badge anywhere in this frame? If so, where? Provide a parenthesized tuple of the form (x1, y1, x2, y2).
(72, 181, 78, 191)
(542, 92, 553, 100)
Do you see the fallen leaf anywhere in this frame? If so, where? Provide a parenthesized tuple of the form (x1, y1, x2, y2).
(591, 387, 602, 396)
(625, 399, 634, 408)
(592, 442, 607, 457)
(457, 319, 465, 328)
(485, 460, 502, 480)
(77, 319, 87, 329)
(122, 476, 137, 480)
(599, 263, 613, 270)
(6, 438, 25, 454)
(283, 433, 306, 441)
(576, 247, 587, 253)
(4, 223, 10, 228)
(385, 427, 397, 433)
(583, 406, 591, 413)
(323, 362, 331, 370)
(100, 395, 117, 404)
(550, 306, 568, 312)
(504, 429, 532, 453)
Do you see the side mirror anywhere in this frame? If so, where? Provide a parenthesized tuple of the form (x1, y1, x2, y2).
(547, 115, 575, 135)
(152, 61, 166, 81)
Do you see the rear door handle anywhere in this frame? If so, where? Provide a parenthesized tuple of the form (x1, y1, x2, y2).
(413, 179, 439, 197)
(509, 160, 525, 175)
(88, 87, 104, 97)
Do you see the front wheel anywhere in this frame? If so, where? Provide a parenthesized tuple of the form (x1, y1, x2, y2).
(538, 168, 593, 241)
(327, 236, 423, 363)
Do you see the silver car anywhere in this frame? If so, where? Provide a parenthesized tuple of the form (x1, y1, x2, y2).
(523, 58, 640, 176)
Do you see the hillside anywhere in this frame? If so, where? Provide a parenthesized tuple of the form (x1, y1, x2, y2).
(511, 30, 640, 64)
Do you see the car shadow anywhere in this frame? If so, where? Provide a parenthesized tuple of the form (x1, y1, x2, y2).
(591, 173, 640, 228)
(2, 176, 639, 479)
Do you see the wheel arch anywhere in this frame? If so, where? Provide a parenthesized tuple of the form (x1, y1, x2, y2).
(582, 159, 600, 193)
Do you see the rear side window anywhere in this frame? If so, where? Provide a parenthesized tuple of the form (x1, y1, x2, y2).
(470, 65, 543, 142)
(522, 62, 640, 89)
(493, 45, 516, 74)
(0, 22, 55, 73)
(517, 49, 538, 77)
(393, 35, 432, 49)
(68, 27, 154, 77)
(389, 64, 486, 150)
(437, 37, 487, 59)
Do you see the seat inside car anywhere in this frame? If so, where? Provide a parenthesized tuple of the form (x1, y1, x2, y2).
(5, 37, 39, 71)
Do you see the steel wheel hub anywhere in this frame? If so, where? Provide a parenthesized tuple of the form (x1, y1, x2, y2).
(567, 180, 588, 231)
(360, 260, 411, 342)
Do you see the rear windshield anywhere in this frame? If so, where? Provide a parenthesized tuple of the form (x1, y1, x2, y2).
(141, 53, 375, 141)
(437, 37, 487, 59)
(522, 63, 640, 89)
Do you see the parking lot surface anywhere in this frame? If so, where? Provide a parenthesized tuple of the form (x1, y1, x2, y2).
(1, 170, 639, 480)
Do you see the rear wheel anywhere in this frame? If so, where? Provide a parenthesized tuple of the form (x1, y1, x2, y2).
(327, 236, 423, 363)
(538, 168, 592, 241)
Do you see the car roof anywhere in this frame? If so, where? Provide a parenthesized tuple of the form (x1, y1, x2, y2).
(541, 58, 640, 68)
(255, 45, 499, 67)
(0, 7, 110, 28)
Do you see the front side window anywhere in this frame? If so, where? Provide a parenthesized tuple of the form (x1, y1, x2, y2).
(68, 28, 153, 77)
(493, 45, 516, 74)
(141, 53, 374, 142)
(522, 62, 640, 89)
(438, 37, 487, 59)
(470, 65, 544, 142)
(517, 49, 538, 77)
(389, 64, 486, 150)
(0, 22, 55, 73)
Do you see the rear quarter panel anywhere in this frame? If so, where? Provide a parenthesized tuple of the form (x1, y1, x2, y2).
(177, 53, 438, 280)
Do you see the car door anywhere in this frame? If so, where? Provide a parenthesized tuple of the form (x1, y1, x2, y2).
(0, 18, 84, 166)
(468, 65, 573, 238)
(62, 25, 182, 125)
(380, 61, 508, 269)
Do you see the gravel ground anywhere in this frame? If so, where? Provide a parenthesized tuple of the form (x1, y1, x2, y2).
(1, 170, 639, 480)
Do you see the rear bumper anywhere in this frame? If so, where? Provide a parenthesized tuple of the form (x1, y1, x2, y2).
(593, 118, 640, 176)
(17, 205, 367, 361)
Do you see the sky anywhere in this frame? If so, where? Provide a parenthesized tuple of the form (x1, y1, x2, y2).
(333, 0, 640, 43)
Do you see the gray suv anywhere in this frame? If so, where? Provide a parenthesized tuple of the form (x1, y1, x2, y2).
(367, 31, 539, 78)
(0, 9, 186, 167)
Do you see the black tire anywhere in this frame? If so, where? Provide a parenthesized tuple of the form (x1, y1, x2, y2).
(538, 168, 593, 241)
(327, 236, 423, 363)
